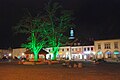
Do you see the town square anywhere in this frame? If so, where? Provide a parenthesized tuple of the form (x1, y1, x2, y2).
(1, 0, 120, 80)
(0, 61, 120, 80)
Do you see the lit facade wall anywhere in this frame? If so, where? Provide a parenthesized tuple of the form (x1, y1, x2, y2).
(45, 46, 95, 60)
(82, 46, 95, 60)
(0, 49, 2, 59)
(12, 48, 27, 59)
(94, 39, 120, 59)
(0, 49, 11, 58)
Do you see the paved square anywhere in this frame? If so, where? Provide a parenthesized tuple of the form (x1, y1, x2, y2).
(0, 62, 120, 80)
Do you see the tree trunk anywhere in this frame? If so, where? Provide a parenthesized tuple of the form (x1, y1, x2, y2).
(34, 53, 38, 61)
(53, 52, 57, 60)
(52, 47, 58, 60)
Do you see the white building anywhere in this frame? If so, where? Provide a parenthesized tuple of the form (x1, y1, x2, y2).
(45, 45, 95, 61)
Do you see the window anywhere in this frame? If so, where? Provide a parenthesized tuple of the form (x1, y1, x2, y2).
(87, 47, 90, 51)
(79, 48, 81, 51)
(98, 44, 101, 49)
(72, 48, 74, 51)
(62, 49, 64, 51)
(74, 43, 77, 45)
(67, 48, 69, 51)
(75, 48, 77, 51)
(104, 43, 111, 49)
(114, 42, 119, 49)
(84, 48, 86, 51)
(78, 43, 80, 45)
(91, 47, 93, 51)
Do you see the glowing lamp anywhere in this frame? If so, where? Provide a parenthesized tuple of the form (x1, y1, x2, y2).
(22, 53, 25, 56)
(9, 53, 11, 56)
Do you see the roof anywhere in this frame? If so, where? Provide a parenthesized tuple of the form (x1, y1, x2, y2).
(24, 49, 49, 54)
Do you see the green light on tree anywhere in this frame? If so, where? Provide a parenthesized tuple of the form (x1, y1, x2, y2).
(13, 1, 75, 61)
(44, 1, 75, 60)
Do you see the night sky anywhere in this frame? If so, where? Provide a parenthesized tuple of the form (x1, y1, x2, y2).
(0, 0, 120, 49)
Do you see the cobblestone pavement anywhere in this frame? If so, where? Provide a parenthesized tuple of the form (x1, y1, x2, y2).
(0, 62, 120, 80)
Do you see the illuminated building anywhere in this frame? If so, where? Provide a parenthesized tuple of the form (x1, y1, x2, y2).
(0, 49, 12, 59)
(94, 39, 120, 60)
(12, 48, 26, 59)
(9, 39, 120, 61)
(45, 45, 95, 61)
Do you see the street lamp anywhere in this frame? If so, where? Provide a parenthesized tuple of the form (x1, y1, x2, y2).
(9, 53, 12, 56)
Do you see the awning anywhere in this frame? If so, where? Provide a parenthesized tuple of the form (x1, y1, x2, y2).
(114, 50, 120, 54)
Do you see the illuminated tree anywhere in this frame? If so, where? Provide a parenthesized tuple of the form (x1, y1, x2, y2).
(44, 2, 75, 60)
(14, 1, 74, 61)
(14, 15, 49, 61)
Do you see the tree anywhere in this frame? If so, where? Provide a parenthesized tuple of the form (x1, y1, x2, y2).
(13, 14, 50, 61)
(13, 1, 75, 61)
(43, 2, 75, 60)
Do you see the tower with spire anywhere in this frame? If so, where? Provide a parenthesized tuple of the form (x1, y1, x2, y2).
(69, 28, 75, 40)
(68, 28, 80, 46)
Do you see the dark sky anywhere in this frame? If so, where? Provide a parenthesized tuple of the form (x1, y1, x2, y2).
(0, 0, 120, 49)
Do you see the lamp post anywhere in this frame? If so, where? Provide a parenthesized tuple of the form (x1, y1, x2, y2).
(8, 53, 12, 62)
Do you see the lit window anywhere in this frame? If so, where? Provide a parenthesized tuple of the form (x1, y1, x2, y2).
(87, 47, 90, 51)
(84, 48, 86, 51)
(91, 47, 93, 51)
(72, 49, 74, 51)
(104, 43, 111, 49)
(67, 48, 69, 51)
(114, 42, 119, 49)
(75, 48, 77, 51)
(74, 43, 77, 45)
(78, 43, 80, 45)
(98, 44, 101, 49)
(79, 48, 81, 51)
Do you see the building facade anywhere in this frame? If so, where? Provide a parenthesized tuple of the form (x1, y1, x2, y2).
(1, 39, 120, 61)
(0, 49, 12, 59)
(45, 45, 95, 61)
(12, 48, 27, 59)
(94, 39, 120, 59)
